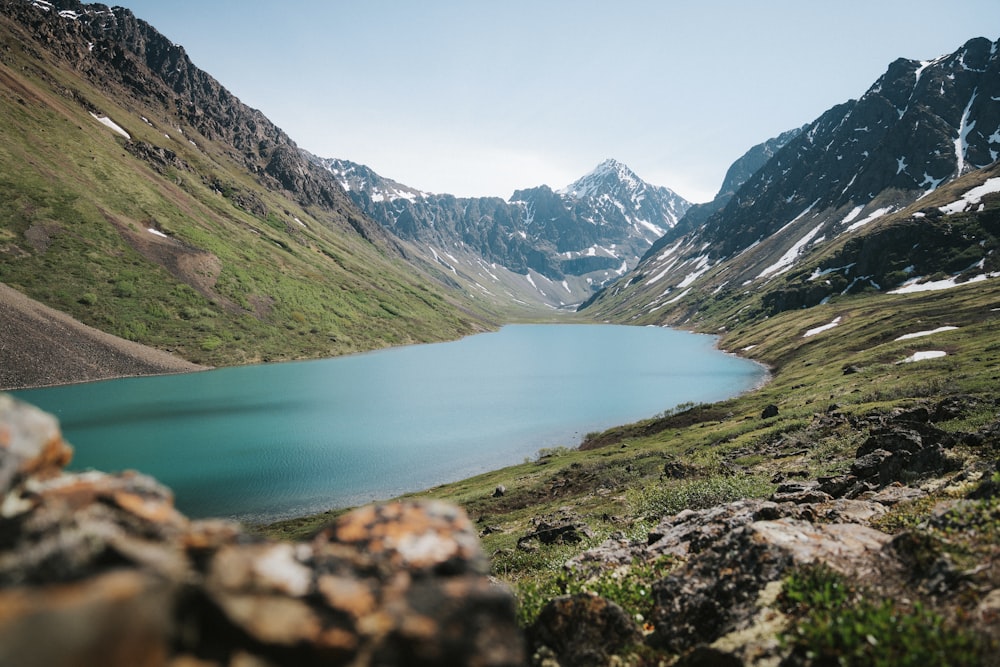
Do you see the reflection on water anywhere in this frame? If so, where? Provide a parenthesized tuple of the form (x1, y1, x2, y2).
(14, 324, 765, 522)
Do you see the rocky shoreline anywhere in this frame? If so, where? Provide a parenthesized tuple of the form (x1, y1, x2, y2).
(0, 283, 206, 391)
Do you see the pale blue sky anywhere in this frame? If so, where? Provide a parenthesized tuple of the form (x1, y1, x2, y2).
(114, 1, 1000, 202)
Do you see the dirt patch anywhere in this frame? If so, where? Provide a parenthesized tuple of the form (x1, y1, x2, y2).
(248, 293, 275, 319)
(23, 221, 61, 253)
(102, 210, 241, 313)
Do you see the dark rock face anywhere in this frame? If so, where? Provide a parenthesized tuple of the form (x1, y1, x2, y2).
(644, 126, 804, 258)
(0, 395, 525, 667)
(582, 37, 1000, 321)
(707, 37, 1000, 259)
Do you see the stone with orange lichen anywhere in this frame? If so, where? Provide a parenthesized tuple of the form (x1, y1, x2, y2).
(319, 626, 360, 652)
(317, 574, 378, 619)
(211, 593, 323, 646)
(208, 543, 313, 597)
(0, 395, 72, 491)
(324, 500, 488, 574)
(181, 518, 243, 554)
(112, 489, 185, 525)
(0, 569, 173, 667)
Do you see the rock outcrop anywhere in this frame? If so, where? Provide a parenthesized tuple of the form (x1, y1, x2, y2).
(528, 399, 1000, 664)
(0, 394, 525, 667)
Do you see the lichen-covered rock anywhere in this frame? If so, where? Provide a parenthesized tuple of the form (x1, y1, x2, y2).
(649, 518, 892, 653)
(561, 495, 898, 661)
(527, 593, 639, 667)
(0, 395, 526, 667)
(517, 511, 594, 550)
(0, 393, 72, 493)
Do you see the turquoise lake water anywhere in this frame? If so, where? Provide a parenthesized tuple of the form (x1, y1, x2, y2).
(13, 324, 766, 522)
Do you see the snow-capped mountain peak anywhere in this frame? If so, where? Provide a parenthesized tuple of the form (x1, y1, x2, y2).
(559, 158, 643, 199)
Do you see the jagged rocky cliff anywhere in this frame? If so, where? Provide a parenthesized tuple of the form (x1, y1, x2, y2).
(583, 37, 1000, 323)
(6, 0, 385, 241)
(321, 157, 690, 306)
(1, 0, 492, 373)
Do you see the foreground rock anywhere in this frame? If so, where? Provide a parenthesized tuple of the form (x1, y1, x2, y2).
(534, 400, 1000, 664)
(0, 395, 525, 667)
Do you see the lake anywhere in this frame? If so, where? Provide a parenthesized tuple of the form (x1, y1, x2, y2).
(13, 324, 767, 522)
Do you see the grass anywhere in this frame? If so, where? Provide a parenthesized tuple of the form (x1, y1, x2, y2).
(625, 472, 775, 520)
(779, 564, 993, 666)
(0, 23, 500, 370)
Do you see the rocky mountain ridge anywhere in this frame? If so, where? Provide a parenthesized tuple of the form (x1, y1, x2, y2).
(320, 156, 690, 307)
(10, 0, 381, 239)
(583, 36, 1000, 324)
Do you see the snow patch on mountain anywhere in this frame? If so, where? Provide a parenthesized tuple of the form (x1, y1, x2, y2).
(954, 89, 980, 176)
(845, 206, 895, 233)
(803, 316, 841, 338)
(90, 112, 130, 139)
(559, 159, 639, 198)
(677, 255, 712, 288)
(900, 350, 947, 363)
(939, 177, 1000, 214)
(758, 222, 825, 279)
(895, 326, 959, 341)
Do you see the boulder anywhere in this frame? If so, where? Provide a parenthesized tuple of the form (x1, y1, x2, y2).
(649, 518, 891, 653)
(561, 496, 895, 659)
(517, 512, 594, 549)
(527, 593, 639, 667)
(0, 394, 73, 492)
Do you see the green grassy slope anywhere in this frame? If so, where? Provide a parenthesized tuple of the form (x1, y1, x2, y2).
(0, 11, 493, 368)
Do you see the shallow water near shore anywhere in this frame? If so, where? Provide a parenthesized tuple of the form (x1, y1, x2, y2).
(14, 324, 766, 522)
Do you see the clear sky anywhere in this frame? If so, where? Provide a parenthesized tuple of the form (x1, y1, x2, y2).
(112, 1, 1000, 203)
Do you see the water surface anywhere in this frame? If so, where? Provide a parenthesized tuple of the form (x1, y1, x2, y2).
(14, 324, 766, 521)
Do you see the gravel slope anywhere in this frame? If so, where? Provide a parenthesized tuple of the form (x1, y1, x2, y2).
(0, 283, 207, 390)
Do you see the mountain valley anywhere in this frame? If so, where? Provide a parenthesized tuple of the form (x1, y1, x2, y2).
(2, 1, 1000, 665)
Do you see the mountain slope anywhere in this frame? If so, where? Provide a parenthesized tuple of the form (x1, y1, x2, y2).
(651, 126, 804, 250)
(320, 157, 690, 307)
(0, 0, 491, 376)
(583, 37, 1000, 326)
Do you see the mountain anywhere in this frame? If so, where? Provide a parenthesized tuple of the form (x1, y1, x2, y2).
(583, 37, 1000, 325)
(0, 0, 490, 378)
(319, 157, 690, 307)
(641, 126, 804, 262)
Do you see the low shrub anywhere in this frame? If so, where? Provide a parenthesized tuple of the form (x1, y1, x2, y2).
(780, 564, 992, 666)
(626, 473, 775, 519)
